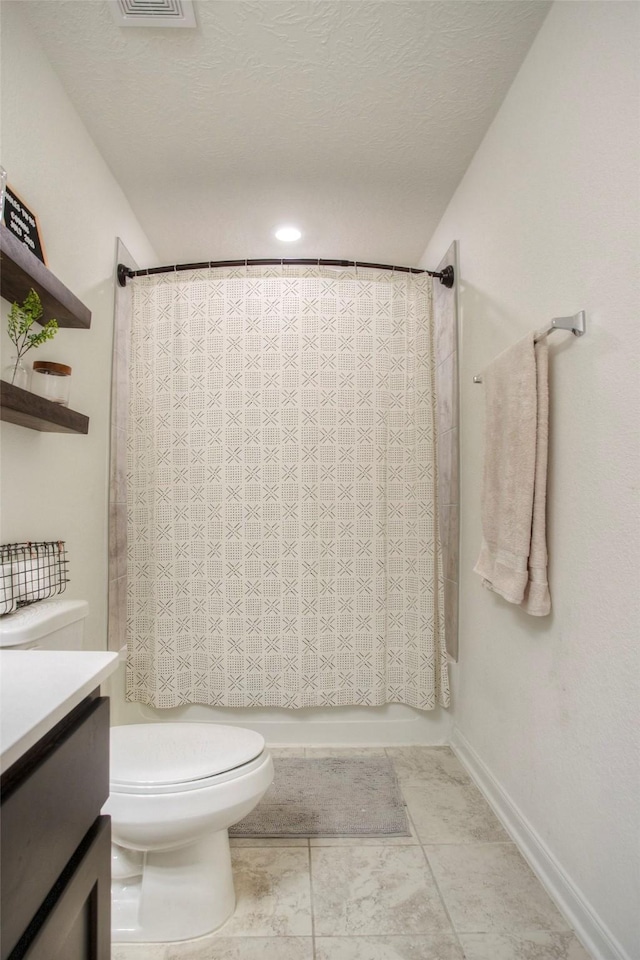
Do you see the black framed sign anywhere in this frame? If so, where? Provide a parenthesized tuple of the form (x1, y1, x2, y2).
(2, 185, 47, 264)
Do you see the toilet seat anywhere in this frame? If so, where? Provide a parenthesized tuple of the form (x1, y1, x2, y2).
(110, 723, 266, 795)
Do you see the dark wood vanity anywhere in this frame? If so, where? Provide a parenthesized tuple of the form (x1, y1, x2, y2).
(0, 690, 111, 960)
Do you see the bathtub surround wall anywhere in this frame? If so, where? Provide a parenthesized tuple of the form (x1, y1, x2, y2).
(433, 242, 459, 660)
(108, 239, 138, 653)
(0, 2, 157, 648)
(421, 4, 639, 959)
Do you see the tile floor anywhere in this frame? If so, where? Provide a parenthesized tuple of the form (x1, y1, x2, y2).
(111, 747, 593, 960)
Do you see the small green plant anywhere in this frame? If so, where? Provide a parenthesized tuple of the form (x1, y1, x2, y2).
(6, 289, 58, 384)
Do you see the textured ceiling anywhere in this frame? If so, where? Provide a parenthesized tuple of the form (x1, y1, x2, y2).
(22, 0, 550, 266)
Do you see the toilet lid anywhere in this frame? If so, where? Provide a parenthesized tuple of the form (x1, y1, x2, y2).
(110, 723, 265, 787)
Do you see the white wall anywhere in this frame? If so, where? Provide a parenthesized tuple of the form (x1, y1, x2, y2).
(0, 2, 157, 648)
(421, 3, 639, 958)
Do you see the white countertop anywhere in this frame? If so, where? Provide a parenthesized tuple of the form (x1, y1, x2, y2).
(0, 650, 119, 774)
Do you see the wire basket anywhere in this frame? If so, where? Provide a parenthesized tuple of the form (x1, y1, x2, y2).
(0, 541, 69, 616)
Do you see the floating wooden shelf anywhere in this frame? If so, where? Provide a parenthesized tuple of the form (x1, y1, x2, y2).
(0, 381, 89, 434)
(0, 223, 91, 329)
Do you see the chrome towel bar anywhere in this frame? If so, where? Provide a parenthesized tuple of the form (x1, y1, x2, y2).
(473, 311, 586, 383)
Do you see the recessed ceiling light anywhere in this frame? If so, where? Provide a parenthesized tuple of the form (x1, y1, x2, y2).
(275, 226, 302, 242)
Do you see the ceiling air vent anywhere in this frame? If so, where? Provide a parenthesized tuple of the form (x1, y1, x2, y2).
(109, 0, 197, 28)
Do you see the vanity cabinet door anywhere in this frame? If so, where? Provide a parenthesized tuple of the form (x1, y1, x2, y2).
(1, 696, 109, 959)
(15, 816, 111, 960)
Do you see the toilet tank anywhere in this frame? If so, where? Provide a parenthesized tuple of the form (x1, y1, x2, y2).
(0, 600, 89, 650)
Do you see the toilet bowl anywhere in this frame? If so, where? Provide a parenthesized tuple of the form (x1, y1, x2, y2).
(104, 722, 274, 943)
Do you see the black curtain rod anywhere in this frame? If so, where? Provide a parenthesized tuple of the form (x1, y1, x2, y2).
(117, 259, 454, 288)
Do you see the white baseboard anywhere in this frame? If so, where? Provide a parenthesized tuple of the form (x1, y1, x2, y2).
(450, 727, 631, 960)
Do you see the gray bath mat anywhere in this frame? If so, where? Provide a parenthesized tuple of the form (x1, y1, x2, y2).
(229, 757, 410, 838)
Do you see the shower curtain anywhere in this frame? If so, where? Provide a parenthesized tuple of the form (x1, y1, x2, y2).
(126, 265, 449, 710)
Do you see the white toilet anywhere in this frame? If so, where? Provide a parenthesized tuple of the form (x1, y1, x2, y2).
(105, 723, 273, 942)
(0, 601, 274, 943)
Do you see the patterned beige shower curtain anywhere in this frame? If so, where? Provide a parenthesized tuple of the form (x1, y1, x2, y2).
(126, 265, 449, 709)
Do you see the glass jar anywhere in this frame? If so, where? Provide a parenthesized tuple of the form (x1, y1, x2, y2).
(31, 361, 72, 406)
(3, 356, 31, 390)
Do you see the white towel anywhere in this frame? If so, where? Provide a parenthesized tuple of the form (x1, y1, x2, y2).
(474, 332, 551, 616)
(12, 554, 55, 602)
